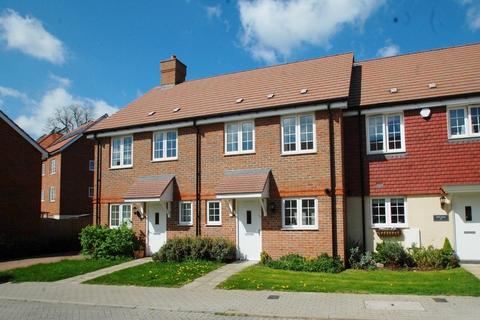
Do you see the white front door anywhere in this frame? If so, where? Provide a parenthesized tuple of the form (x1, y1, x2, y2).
(237, 200, 262, 260)
(454, 193, 480, 262)
(147, 202, 167, 256)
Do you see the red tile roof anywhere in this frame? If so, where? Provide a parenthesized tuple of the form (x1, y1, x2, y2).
(350, 43, 480, 108)
(88, 53, 354, 133)
(216, 169, 270, 196)
(37, 133, 63, 148)
(124, 175, 174, 200)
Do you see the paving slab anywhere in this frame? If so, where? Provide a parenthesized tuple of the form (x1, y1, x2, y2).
(0, 253, 84, 272)
(462, 264, 480, 280)
(182, 260, 256, 290)
(56, 257, 151, 284)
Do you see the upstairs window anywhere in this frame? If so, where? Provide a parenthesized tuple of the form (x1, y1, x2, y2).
(224, 120, 254, 154)
(371, 197, 407, 228)
(111, 136, 133, 168)
(110, 204, 132, 228)
(281, 113, 316, 154)
(367, 114, 405, 154)
(49, 186, 56, 202)
(448, 106, 480, 138)
(282, 198, 318, 230)
(153, 130, 177, 161)
(50, 159, 56, 175)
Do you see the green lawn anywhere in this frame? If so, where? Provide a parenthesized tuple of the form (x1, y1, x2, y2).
(0, 258, 130, 283)
(85, 260, 224, 287)
(219, 265, 480, 296)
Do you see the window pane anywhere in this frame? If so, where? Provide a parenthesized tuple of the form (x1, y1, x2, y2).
(284, 200, 297, 226)
(372, 199, 386, 224)
(123, 137, 132, 165)
(241, 122, 253, 151)
(226, 123, 238, 152)
(300, 115, 314, 150)
(121, 205, 131, 226)
(387, 115, 402, 150)
(208, 202, 220, 222)
(283, 117, 296, 151)
(111, 205, 120, 227)
(181, 202, 192, 223)
(390, 198, 405, 224)
(368, 116, 384, 151)
(449, 108, 466, 136)
(112, 138, 121, 166)
(471, 107, 480, 134)
(154, 132, 164, 159)
(166, 131, 177, 158)
(301, 199, 315, 226)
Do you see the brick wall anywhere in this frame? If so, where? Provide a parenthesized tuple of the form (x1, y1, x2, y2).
(41, 154, 61, 216)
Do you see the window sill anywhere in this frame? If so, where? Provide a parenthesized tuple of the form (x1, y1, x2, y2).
(448, 135, 480, 142)
(224, 151, 255, 157)
(110, 165, 133, 170)
(151, 157, 178, 163)
(281, 227, 318, 231)
(371, 225, 408, 229)
(179, 223, 193, 227)
(281, 150, 317, 156)
(367, 150, 406, 156)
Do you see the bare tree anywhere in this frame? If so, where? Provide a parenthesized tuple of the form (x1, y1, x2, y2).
(45, 104, 94, 133)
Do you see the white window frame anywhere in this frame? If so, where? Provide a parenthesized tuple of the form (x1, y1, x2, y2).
(89, 160, 95, 172)
(50, 159, 56, 175)
(88, 187, 94, 198)
(41, 189, 44, 202)
(110, 135, 133, 169)
(206, 200, 221, 226)
(447, 105, 480, 139)
(41, 163, 45, 176)
(224, 120, 255, 155)
(179, 201, 193, 225)
(370, 197, 408, 228)
(152, 129, 178, 161)
(281, 113, 317, 155)
(109, 204, 132, 228)
(281, 198, 318, 230)
(366, 113, 405, 155)
(49, 186, 55, 202)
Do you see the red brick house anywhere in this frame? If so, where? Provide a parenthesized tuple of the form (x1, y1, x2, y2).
(87, 43, 480, 262)
(0, 110, 47, 236)
(40, 116, 106, 219)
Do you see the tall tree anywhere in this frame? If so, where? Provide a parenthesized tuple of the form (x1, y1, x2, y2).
(46, 104, 93, 133)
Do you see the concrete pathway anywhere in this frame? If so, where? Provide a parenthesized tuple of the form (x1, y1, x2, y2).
(0, 253, 83, 272)
(463, 264, 480, 279)
(56, 258, 151, 284)
(183, 260, 256, 290)
(0, 282, 479, 320)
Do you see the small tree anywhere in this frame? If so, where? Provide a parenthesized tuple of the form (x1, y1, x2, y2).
(46, 104, 93, 133)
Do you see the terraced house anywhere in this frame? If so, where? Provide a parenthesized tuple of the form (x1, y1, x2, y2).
(87, 43, 480, 262)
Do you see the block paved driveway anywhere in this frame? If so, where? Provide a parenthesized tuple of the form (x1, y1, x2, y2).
(1, 282, 479, 320)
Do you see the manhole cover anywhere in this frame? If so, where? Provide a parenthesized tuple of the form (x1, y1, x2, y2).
(267, 295, 280, 300)
(433, 298, 448, 303)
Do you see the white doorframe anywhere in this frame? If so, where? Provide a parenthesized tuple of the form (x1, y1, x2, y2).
(236, 199, 262, 261)
(146, 202, 167, 256)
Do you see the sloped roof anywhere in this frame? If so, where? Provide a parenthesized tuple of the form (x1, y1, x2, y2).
(37, 132, 63, 149)
(349, 42, 480, 108)
(216, 168, 270, 196)
(88, 52, 354, 133)
(124, 175, 175, 200)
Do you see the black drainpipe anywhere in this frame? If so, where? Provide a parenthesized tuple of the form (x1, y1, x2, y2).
(194, 121, 201, 237)
(357, 108, 366, 249)
(328, 104, 338, 257)
(94, 135, 102, 225)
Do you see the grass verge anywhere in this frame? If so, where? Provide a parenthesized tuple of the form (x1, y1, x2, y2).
(218, 264, 480, 296)
(0, 258, 130, 283)
(85, 260, 224, 287)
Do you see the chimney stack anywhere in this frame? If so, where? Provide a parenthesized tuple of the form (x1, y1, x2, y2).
(160, 55, 186, 86)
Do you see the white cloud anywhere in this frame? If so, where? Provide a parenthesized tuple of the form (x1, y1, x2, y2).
(5, 83, 117, 137)
(0, 9, 66, 64)
(377, 41, 400, 57)
(459, 0, 480, 30)
(205, 5, 222, 19)
(238, 0, 385, 64)
(49, 73, 71, 88)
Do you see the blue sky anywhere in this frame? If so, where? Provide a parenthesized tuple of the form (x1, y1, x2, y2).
(0, 0, 479, 137)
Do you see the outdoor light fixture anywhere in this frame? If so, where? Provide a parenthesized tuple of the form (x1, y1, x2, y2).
(440, 195, 447, 207)
(268, 201, 276, 214)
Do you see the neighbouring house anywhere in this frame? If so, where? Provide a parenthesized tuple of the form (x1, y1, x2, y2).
(0, 110, 47, 236)
(39, 116, 107, 219)
(344, 43, 480, 263)
(86, 43, 480, 262)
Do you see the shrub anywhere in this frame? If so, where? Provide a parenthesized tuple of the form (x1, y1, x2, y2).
(264, 253, 344, 273)
(80, 225, 137, 259)
(374, 241, 410, 268)
(409, 245, 444, 270)
(441, 238, 459, 269)
(155, 237, 235, 263)
(349, 247, 376, 270)
(260, 251, 272, 265)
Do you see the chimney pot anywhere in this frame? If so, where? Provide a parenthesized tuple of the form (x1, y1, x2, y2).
(160, 55, 186, 86)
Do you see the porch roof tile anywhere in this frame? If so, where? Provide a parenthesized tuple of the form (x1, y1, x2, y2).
(124, 175, 174, 200)
(216, 168, 271, 196)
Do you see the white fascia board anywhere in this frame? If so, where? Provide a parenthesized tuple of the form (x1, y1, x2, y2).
(90, 121, 194, 138)
(344, 95, 480, 117)
(443, 184, 480, 193)
(216, 193, 264, 199)
(124, 198, 162, 203)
